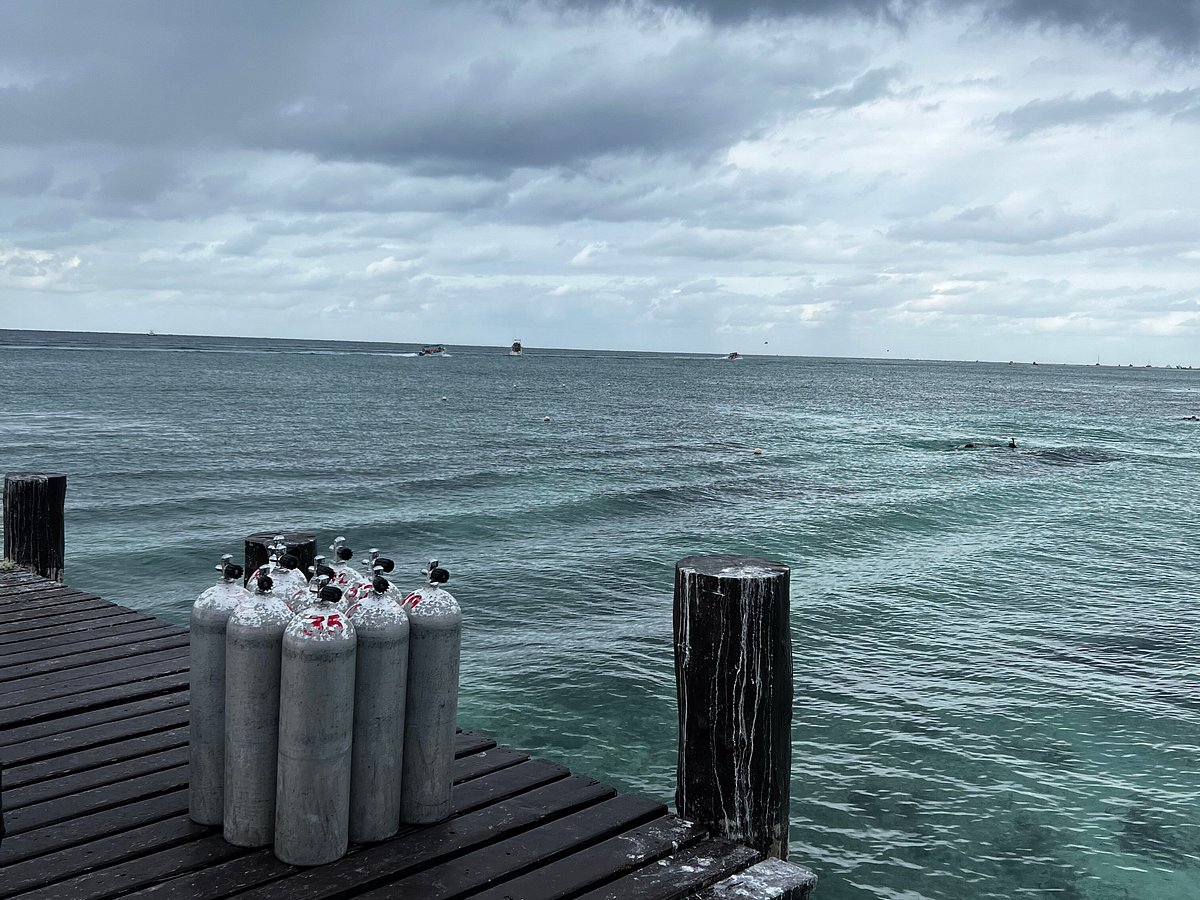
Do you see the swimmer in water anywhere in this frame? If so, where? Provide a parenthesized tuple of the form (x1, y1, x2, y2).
(1008, 438, 1017, 448)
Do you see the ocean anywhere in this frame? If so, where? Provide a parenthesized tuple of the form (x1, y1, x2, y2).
(1, 329, 1197, 899)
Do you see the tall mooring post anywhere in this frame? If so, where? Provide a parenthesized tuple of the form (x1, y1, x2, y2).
(674, 554, 793, 860)
(3, 472, 67, 581)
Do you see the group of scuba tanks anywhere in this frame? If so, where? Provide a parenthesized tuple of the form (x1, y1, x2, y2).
(188, 535, 462, 866)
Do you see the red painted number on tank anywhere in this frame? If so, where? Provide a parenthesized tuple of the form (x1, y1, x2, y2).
(307, 614, 345, 630)
(401, 592, 421, 608)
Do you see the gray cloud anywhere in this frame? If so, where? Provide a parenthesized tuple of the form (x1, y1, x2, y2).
(0, 2, 896, 176)
(991, 88, 1200, 137)
(889, 201, 1113, 246)
(550, 0, 1200, 51)
(0, 165, 55, 197)
(1, 1, 1197, 363)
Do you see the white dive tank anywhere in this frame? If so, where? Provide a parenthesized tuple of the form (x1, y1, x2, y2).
(327, 536, 367, 605)
(189, 554, 246, 825)
(346, 567, 410, 843)
(275, 583, 357, 866)
(288, 556, 332, 610)
(399, 560, 462, 824)
(342, 548, 384, 607)
(224, 573, 293, 847)
(248, 535, 309, 606)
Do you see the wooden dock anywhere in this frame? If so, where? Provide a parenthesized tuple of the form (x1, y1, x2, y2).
(0, 572, 816, 899)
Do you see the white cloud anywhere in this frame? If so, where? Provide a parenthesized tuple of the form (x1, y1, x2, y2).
(0, 3, 1197, 363)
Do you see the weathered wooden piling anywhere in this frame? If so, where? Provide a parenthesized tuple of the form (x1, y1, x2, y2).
(244, 530, 316, 586)
(674, 554, 794, 860)
(2, 472, 66, 581)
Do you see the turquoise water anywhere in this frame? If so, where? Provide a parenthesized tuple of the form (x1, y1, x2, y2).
(1, 330, 1198, 899)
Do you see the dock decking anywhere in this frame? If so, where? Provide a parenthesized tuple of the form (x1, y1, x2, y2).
(0, 572, 815, 899)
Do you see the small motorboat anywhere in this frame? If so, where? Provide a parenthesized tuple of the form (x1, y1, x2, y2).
(726, 351, 741, 361)
(509, 340, 522, 356)
(418, 344, 446, 357)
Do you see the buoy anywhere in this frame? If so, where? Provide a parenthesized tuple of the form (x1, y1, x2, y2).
(440, 396, 448, 401)
(347, 568, 410, 842)
(543, 416, 550, 422)
(275, 584, 357, 865)
(399, 560, 462, 824)
(224, 574, 293, 847)
(753, 448, 763, 456)
(189, 555, 245, 826)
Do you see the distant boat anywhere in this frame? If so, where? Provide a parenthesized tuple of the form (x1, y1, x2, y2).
(418, 344, 445, 357)
(509, 340, 523, 356)
(148, 329, 156, 336)
(726, 352, 742, 361)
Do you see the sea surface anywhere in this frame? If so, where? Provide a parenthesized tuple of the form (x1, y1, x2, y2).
(1, 329, 1198, 899)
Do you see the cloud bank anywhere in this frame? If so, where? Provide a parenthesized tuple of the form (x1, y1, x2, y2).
(0, 0, 1197, 364)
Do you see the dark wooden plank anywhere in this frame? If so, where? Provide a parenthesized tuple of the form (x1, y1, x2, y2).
(469, 814, 706, 900)
(0, 571, 44, 588)
(0, 693, 189, 757)
(0, 631, 188, 683)
(0, 606, 142, 641)
(0, 648, 190, 708)
(4, 725, 189, 790)
(354, 792, 667, 900)
(691, 859, 819, 900)
(454, 731, 496, 757)
(0, 745, 523, 899)
(55, 753, 562, 900)
(452, 746, 526, 782)
(0, 816, 212, 899)
(0, 594, 115, 621)
(1, 762, 187, 837)
(0, 670, 189, 729)
(0, 577, 73, 599)
(5, 745, 188, 810)
(571, 837, 761, 900)
(234, 768, 609, 900)
(0, 788, 188, 866)
(0, 618, 175, 660)
(0, 587, 97, 611)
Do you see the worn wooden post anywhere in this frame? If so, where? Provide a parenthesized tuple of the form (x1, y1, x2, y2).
(244, 531, 316, 586)
(674, 555, 793, 860)
(3, 472, 67, 581)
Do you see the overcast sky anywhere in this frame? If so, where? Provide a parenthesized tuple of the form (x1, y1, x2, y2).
(1, 0, 1198, 363)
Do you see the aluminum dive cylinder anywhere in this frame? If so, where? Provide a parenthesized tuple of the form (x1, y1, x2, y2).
(224, 573, 293, 847)
(342, 548, 383, 607)
(346, 569, 410, 842)
(272, 553, 309, 603)
(328, 536, 367, 606)
(288, 556, 332, 610)
(248, 536, 309, 605)
(274, 584, 357, 866)
(399, 560, 462, 824)
(189, 555, 246, 825)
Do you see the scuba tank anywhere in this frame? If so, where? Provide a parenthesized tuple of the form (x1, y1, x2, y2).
(224, 573, 293, 847)
(399, 559, 462, 824)
(328, 536, 367, 605)
(288, 555, 332, 611)
(342, 548, 383, 607)
(346, 566, 410, 842)
(189, 554, 245, 826)
(274, 583, 357, 865)
(248, 536, 308, 607)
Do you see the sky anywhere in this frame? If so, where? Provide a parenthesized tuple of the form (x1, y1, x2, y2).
(1, 0, 1198, 364)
